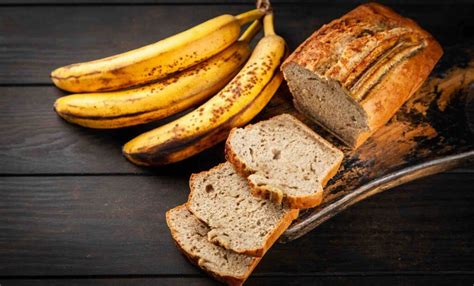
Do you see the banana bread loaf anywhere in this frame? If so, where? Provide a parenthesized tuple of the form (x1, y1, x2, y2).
(281, 3, 442, 148)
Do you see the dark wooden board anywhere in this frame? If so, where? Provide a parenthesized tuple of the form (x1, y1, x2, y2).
(268, 45, 474, 241)
(1, 174, 473, 276)
(0, 4, 472, 84)
(2, 275, 474, 286)
(1, 2, 474, 285)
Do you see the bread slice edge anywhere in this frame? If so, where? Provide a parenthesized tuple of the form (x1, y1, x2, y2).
(225, 114, 344, 209)
(187, 162, 299, 257)
(166, 204, 261, 286)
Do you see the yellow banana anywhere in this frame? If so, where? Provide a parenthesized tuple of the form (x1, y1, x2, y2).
(53, 21, 262, 129)
(50, 9, 264, 93)
(123, 13, 286, 166)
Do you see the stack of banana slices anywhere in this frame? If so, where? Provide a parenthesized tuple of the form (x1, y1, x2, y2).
(52, 7, 287, 166)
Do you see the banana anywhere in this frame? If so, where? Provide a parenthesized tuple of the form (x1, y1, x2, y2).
(123, 13, 286, 166)
(53, 21, 262, 129)
(50, 9, 265, 93)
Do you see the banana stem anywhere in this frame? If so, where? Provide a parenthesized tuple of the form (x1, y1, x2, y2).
(263, 12, 276, 36)
(235, 9, 265, 26)
(256, 0, 272, 13)
(238, 20, 262, 42)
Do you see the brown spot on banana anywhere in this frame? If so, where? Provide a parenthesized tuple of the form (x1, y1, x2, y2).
(53, 42, 252, 129)
(123, 72, 284, 166)
(50, 10, 264, 93)
(123, 13, 285, 166)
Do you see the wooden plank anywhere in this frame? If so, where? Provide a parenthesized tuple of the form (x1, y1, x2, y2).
(0, 4, 472, 84)
(0, 0, 472, 5)
(0, 173, 472, 276)
(0, 278, 219, 286)
(281, 47, 474, 241)
(0, 85, 472, 175)
(2, 275, 474, 286)
(0, 87, 225, 174)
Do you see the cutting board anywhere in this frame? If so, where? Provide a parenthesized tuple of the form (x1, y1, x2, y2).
(252, 44, 474, 242)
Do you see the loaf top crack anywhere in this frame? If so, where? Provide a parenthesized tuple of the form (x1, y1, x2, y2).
(282, 2, 435, 102)
(280, 3, 442, 148)
(187, 161, 299, 257)
(226, 114, 343, 209)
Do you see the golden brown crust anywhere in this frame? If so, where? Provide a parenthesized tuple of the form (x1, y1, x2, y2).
(225, 114, 343, 209)
(166, 205, 261, 286)
(281, 3, 443, 148)
(320, 154, 343, 187)
(247, 179, 322, 209)
(356, 35, 442, 147)
(187, 163, 299, 257)
(282, 3, 439, 77)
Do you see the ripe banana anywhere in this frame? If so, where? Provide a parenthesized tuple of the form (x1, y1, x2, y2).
(53, 21, 262, 129)
(50, 9, 265, 93)
(123, 13, 286, 166)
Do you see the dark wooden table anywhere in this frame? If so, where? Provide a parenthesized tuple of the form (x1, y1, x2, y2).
(0, 0, 473, 285)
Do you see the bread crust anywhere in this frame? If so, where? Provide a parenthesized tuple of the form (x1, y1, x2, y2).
(225, 114, 343, 209)
(166, 205, 261, 286)
(187, 163, 299, 257)
(356, 34, 442, 146)
(281, 3, 443, 148)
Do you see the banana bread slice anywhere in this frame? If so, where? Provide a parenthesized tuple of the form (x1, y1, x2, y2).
(225, 114, 343, 209)
(187, 162, 299, 257)
(166, 205, 260, 286)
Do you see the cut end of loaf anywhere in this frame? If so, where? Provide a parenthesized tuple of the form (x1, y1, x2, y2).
(282, 63, 370, 147)
(166, 205, 259, 286)
(280, 3, 443, 148)
(226, 114, 344, 209)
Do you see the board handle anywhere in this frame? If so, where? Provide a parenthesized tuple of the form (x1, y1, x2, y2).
(281, 151, 474, 243)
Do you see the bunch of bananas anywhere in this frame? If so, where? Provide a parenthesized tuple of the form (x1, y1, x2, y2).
(52, 7, 286, 166)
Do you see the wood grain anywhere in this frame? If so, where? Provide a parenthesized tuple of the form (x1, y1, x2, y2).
(0, 0, 472, 4)
(0, 86, 226, 174)
(0, 4, 472, 84)
(2, 275, 474, 286)
(277, 45, 474, 240)
(0, 174, 472, 276)
(1, 2, 473, 285)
